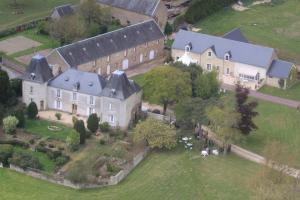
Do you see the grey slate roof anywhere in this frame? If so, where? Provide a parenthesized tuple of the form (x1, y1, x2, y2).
(23, 55, 53, 83)
(172, 30, 275, 69)
(97, 0, 160, 16)
(223, 28, 248, 43)
(48, 69, 106, 96)
(53, 4, 74, 17)
(48, 69, 140, 99)
(102, 70, 141, 100)
(268, 59, 295, 79)
(56, 20, 164, 67)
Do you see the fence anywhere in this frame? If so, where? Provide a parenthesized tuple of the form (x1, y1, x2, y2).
(5, 148, 149, 189)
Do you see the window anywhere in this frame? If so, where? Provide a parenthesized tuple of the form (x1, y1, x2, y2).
(109, 115, 115, 123)
(225, 54, 230, 61)
(226, 68, 230, 75)
(56, 89, 61, 98)
(109, 103, 112, 110)
(185, 45, 191, 52)
(89, 107, 95, 115)
(107, 56, 110, 62)
(30, 86, 33, 94)
(124, 50, 127, 57)
(207, 64, 212, 71)
(208, 52, 212, 57)
(56, 100, 61, 109)
(73, 93, 77, 101)
(133, 47, 136, 52)
(89, 96, 94, 105)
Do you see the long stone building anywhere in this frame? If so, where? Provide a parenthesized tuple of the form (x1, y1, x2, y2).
(172, 29, 297, 90)
(22, 55, 142, 129)
(95, 0, 168, 29)
(47, 20, 165, 76)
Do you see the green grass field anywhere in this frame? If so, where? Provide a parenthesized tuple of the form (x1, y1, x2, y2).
(25, 119, 73, 141)
(0, 150, 260, 200)
(259, 82, 300, 101)
(239, 99, 300, 167)
(194, 0, 300, 63)
(0, 0, 80, 31)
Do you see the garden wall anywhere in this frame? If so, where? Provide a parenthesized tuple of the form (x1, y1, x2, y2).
(147, 112, 175, 122)
(6, 148, 150, 189)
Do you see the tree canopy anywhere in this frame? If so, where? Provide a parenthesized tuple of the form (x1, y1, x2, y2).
(133, 118, 177, 150)
(143, 66, 191, 114)
(195, 71, 219, 99)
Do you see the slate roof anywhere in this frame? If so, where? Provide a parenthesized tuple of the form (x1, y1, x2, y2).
(223, 28, 248, 43)
(172, 30, 275, 69)
(53, 4, 74, 17)
(97, 0, 160, 16)
(101, 70, 141, 100)
(48, 69, 140, 99)
(268, 59, 295, 79)
(23, 55, 53, 83)
(56, 20, 164, 67)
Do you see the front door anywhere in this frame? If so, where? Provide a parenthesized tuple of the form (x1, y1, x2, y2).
(40, 101, 44, 111)
(149, 50, 155, 60)
(72, 104, 77, 114)
(122, 59, 129, 70)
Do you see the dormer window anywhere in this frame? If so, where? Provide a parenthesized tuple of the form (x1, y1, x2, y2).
(208, 52, 212, 57)
(30, 73, 36, 80)
(185, 42, 192, 52)
(224, 53, 231, 61)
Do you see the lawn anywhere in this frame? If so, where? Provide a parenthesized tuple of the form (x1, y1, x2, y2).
(25, 119, 74, 141)
(0, 0, 80, 31)
(259, 82, 300, 101)
(194, 0, 300, 63)
(0, 149, 260, 200)
(238, 99, 300, 167)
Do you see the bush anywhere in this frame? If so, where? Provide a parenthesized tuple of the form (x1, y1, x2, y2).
(106, 162, 121, 174)
(0, 139, 29, 148)
(99, 139, 106, 145)
(10, 78, 22, 97)
(27, 102, 38, 119)
(99, 122, 110, 132)
(74, 120, 86, 144)
(36, 21, 49, 35)
(55, 112, 62, 120)
(55, 155, 70, 166)
(164, 22, 173, 36)
(3, 116, 19, 135)
(87, 113, 100, 133)
(0, 144, 14, 166)
(13, 109, 25, 128)
(66, 130, 80, 151)
(9, 151, 42, 170)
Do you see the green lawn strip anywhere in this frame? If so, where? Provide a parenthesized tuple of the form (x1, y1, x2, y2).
(25, 119, 73, 141)
(238, 99, 300, 167)
(194, 0, 300, 63)
(0, 150, 259, 200)
(13, 146, 56, 173)
(259, 83, 300, 101)
(0, 0, 80, 31)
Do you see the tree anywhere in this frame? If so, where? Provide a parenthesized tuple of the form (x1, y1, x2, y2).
(10, 78, 22, 97)
(195, 71, 219, 99)
(0, 69, 12, 104)
(206, 96, 241, 153)
(235, 84, 258, 135)
(164, 22, 173, 36)
(26, 102, 38, 119)
(80, 0, 111, 25)
(143, 66, 191, 114)
(0, 144, 14, 167)
(66, 130, 80, 151)
(87, 113, 99, 133)
(133, 118, 177, 150)
(3, 116, 19, 135)
(174, 97, 215, 130)
(13, 109, 25, 128)
(74, 120, 86, 144)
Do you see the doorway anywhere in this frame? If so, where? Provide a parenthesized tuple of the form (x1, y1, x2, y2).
(72, 104, 77, 114)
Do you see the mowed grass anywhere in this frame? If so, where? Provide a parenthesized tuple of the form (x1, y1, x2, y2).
(194, 0, 300, 63)
(259, 82, 300, 101)
(0, 0, 80, 31)
(0, 150, 260, 200)
(25, 119, 73, 141)
(238, 99, 300, 167)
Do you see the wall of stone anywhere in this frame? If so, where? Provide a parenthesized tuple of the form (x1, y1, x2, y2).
(22, 81, 48, 110)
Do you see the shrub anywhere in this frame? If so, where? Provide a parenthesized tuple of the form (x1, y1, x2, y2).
(13, 109, 25, 128)
(0, 144, 14, 166)
(106, 162, 120, 174)
(10, 78, 22, 97)
(55, 155, 70, 166)
(164, 21, 173, 36)
(0, 139, 29, 148)
(55, 112, 62, 120)
(74, 120, 86, 144)
(87, 113, 100, 133)
(9, 151, 42, 170)
(66, 130, 80, 151)
(72, 116, 78, 125)
(27, 102, 38, 119)
(99, 122, 110, 132)
(3, 116, 19, 135)
(99, 139, 106, 145)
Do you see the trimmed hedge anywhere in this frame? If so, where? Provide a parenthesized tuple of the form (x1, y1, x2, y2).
(184, 0, 236, 24)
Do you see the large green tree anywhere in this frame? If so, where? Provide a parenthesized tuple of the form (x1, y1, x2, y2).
(87, 113, 99, 133)
(143, 66, 191, 114)
(80, 0, 111, 25)
(133, 118, 177, 150)
(195, 71, 219, 99)
(0, 69, 12, 104)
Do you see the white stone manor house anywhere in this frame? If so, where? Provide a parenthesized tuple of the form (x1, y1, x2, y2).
(22, 55, 142, 129)
(172, 28, 297, 90)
